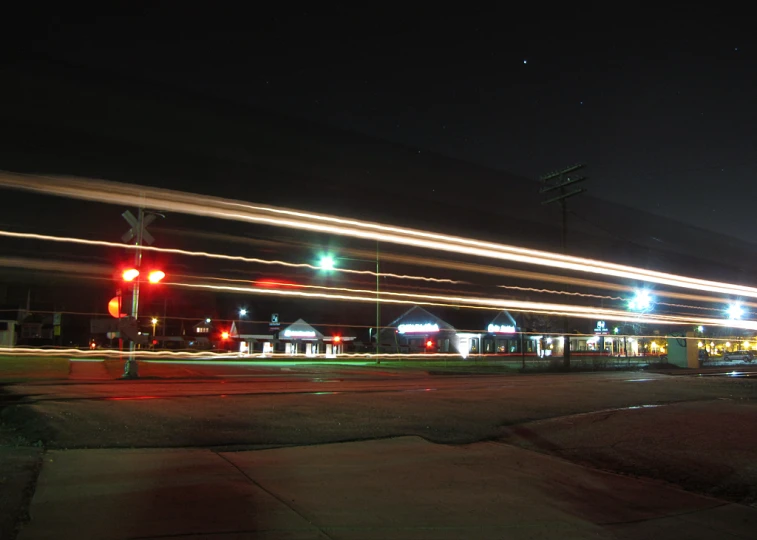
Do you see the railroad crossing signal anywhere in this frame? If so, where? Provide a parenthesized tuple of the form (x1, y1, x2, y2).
(122, 210, 156, 245)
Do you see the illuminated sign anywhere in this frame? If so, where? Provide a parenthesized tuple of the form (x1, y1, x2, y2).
(397, 323, 440, 334)
(488, 324, 515, 334)
(594, 321, 608, 334)
(283, 329, 316, 338)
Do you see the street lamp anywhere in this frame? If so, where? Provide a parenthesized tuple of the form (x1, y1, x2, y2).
(318, 256, 336, 271)
(727, 303, 744, 320)
(318, 249, 381, 355)
(239, 308, 247, 317)
(628, 290, 653, 312)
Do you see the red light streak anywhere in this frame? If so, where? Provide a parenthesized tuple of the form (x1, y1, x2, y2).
(105, 396, 161, 401)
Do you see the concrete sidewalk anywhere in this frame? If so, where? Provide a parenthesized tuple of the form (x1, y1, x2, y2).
(17, 437, 757, 540)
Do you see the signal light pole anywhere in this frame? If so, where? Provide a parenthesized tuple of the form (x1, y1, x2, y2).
(540, 164, 588, 371)
(124, 208, 145, 378)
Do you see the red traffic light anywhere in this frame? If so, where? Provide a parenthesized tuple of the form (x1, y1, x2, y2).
(426, 340, 434, 348)
(122, 269, 165, 283)
(122, 268, 140, 281)
(333, 335, 342, 343)
(221, 331, 230, 340)
(148, 270, 166, 283)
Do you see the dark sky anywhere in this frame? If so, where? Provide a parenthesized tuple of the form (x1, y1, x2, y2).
(7, 7, 757, 241)
(2, 8, 756, 336)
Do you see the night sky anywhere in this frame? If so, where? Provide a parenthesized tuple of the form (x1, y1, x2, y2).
(12, 7, 755, 242)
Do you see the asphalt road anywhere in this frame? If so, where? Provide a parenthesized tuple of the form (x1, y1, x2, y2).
(2, 360, 757, 538)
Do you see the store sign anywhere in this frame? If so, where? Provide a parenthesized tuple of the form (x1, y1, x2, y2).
(283, 329, 316, 338)
(594, 320, 608, 334)
(488, 324, 515, 334)
(397, 323, 440, 334)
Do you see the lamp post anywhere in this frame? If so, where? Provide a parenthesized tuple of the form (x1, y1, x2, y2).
(236, 308, 247, 353)
(318, 246, 381, 356)
(627, 290, 654, 359)
(151, 318, 158, 346)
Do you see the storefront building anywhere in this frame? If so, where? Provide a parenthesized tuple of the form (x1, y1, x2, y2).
(482, 311, 520, 354)
(230, 320, 275, 355)
(381, 306, 457, 353)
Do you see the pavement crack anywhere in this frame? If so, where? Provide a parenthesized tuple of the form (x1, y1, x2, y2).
(213, 450, 336, 540)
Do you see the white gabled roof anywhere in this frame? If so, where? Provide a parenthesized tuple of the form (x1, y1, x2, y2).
(279, 318, 324, 340)
(388, 306, 455, 331)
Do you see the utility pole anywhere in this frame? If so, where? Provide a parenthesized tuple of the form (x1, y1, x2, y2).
(375, 240, 381, 357)
(539, 164, 588, 370)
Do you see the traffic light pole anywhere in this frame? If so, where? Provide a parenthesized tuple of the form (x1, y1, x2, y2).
(123, 208, 144, 379)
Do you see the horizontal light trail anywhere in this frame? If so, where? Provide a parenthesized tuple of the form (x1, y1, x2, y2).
(0, 348, 714, 362)
(0, 347, 243, 359)
(1, 242, 750, 318)
(346, 249, 757, 308)
(657, 302, 723, 312)
(0, 230, 460, 284)
(0, 256, 110, 275)
(495, 285, 727, 314)
(166, 280, 757, 330)
(497, 284, 624, 301)
(2, 172, 756, 300)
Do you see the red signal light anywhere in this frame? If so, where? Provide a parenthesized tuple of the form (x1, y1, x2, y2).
(147, 270, 165, 283)
(122, 268, 140, 282)
(221, 331, 230, 340)
(333, 335, 342, 343)
(426, 340, 434, 348)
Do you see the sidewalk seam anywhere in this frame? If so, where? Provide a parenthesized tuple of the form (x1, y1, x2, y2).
(213, 451, 335, 540)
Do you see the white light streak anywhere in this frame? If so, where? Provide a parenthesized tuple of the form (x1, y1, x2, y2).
(2, 172, 756, 299)
(0, 230, 460, 284)
(166, 280, 757, 330)
(497, 284, 623, 300)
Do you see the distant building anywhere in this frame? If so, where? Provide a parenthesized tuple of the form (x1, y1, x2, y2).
(0, 320, 17, 347)
(230, 320, 275, 355)
(189, 319, 215, 349)
(0, 304, 60, 347)
(277, 318, 355, 357)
